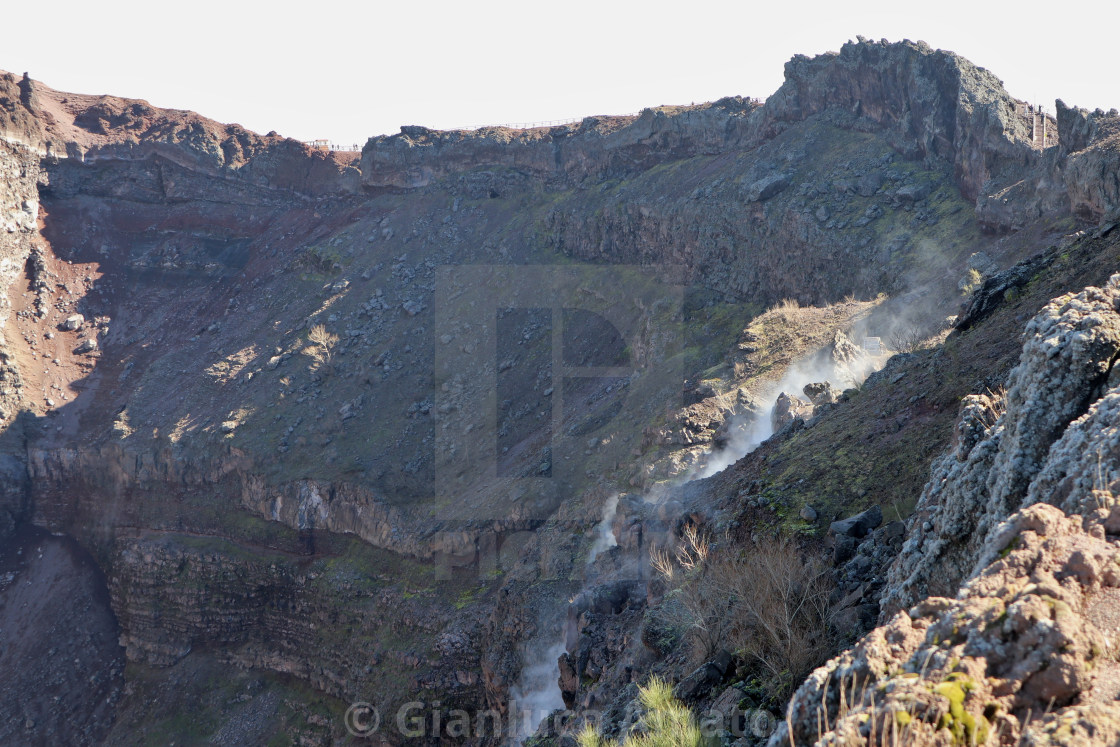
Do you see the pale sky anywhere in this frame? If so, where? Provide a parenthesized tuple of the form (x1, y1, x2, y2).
(4, 1, 1117, 146)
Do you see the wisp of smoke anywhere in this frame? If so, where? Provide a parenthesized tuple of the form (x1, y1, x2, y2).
(508, 641, 567, 745)
(692, 337, 882, 479)
(587, 494, 619, 563)
(511, 333, 885, 741)
(513, 495, 619, 741)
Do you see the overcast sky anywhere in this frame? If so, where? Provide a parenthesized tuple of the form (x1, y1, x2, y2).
(4, 1, 1117, 145)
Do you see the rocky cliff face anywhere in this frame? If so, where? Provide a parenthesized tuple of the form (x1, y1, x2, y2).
(361, 98, 762, 189)
(1, 39, 1119, 745)
(362, 40, 1075, 306)
(0, 74, 43, 538)
(776, 273, 1120, 746)
(882, 276, 1120, 613)
(765, 38, 1033, 202)
(362, 39, 1040, 205)
(1057, 100, 1120, 222)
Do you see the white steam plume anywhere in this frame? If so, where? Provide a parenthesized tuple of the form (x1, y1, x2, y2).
(587, 494, 619, 563)
(508, 641, 567, 745)
(693, 336, 882, 479)
(511, 333, 884, 742)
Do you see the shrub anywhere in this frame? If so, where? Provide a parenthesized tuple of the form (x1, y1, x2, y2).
(652, 528, 837, 701)
(887, 324, 927, 354)
(576, 677, 701, 747)
(302, 323, 339, 374)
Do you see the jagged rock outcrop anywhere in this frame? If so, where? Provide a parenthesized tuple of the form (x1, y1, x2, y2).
(954, 243, 1063, 331)
(0, 72, 44, 144)
(830, 329, 875, 387)
(1057, 100, 1120, 221)
(803, 381, 839, 407)
(775, 277, 1120, 746)
(764, 39, 1120, 232)
(775, 503, 1120, 746)
(771, 392, 813, 432)
(764, 38, 1034, 204)
(882, 276, 1120, 614)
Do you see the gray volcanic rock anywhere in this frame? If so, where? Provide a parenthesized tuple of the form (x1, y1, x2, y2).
(361, 97, 762, 189)
(774, 503, 1120, 747)
(955, 244, 1061, 331)
(363, 39, 1120, 244)
(771, 392, 813, 432)
(829, 505, 883, 539)
(802, 380, 839, 406)
(1057, 99, 1120, 221)
(882, 275, 1120, 615)
(774, 276, 1120, 746)
(762, 37, 1033, 202)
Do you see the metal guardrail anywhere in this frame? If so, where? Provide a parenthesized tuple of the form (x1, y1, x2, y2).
(303, 98, 768, 151)
(450, 116, 627, 131)
(300, 118, 618, 152)
(452, 98, 765, 130)
(302, 140, 361, 152)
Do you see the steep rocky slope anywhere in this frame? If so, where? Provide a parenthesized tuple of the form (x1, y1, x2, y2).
(0, 38, 1118, 745)
(776, 272, 1120, 746)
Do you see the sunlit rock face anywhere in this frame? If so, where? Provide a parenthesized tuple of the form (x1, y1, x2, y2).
(1, 37, 1119, 745)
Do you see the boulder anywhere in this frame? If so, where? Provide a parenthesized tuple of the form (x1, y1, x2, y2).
(674, 651, 731, 702)
(558, 653, 579, 708)
(746, 172, 791, 202)
(856, 172, 883, 197)
(802, 381, 838, 407)
(966, 250, 998, 276)
(895, 182, 931, 202)
(771, 392, 813, 432)
(832, 534, 857, 565)
(828, 505, 882, 538)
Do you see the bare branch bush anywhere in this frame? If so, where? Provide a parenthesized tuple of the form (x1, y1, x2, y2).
(653, 530, 837, 700)
(302, 323, 339, 375)
(886, 324, 926, 354)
